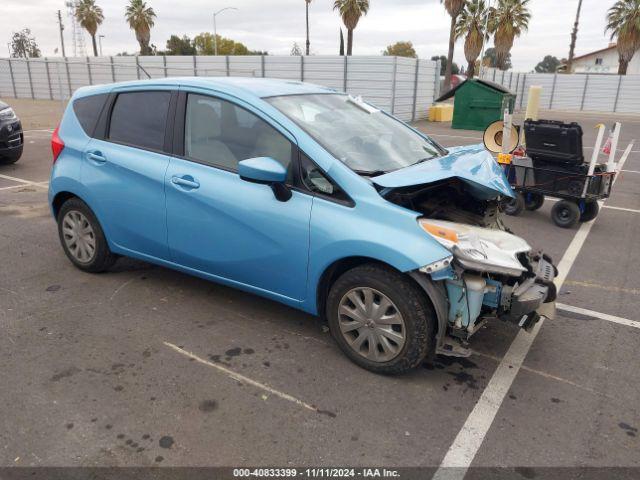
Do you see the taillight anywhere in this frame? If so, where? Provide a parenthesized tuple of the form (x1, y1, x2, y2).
(51, 125, 65, 163)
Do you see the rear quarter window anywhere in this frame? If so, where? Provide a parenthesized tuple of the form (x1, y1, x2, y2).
(72, 93, 109, 137)
(108, 91, 171, 152)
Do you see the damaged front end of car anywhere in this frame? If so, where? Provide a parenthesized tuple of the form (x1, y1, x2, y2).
(373, 144, 557, 353)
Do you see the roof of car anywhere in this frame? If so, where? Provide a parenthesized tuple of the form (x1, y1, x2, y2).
(75, 77, 337, 100)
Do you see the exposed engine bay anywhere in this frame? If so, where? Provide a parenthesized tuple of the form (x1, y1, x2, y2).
(380, 178, 503, 228)
(378, 177, 557, 346)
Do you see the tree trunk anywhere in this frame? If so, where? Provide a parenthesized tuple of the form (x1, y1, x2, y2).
(140, 40, 150, 56)
(91, 34, 98, 57)
(347, 28, 353, 56)
(305, 3, 310, 56)
(339, 28, 344, 56)
(467, 60, 476, 79)
(444, 15, 456, 91)
(619, 56, 628, 75)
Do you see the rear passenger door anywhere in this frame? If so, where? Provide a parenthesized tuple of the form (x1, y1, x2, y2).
(164, 90, 312, 301)
(83, 88, 176, 260)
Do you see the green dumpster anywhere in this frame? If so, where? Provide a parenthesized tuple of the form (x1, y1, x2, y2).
(435, 79, 516, 131)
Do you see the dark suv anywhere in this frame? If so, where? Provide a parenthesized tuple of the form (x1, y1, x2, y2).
(0, 101, 23, 164)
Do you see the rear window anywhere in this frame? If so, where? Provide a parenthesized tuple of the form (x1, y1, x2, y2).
(73, 93, 108, 137)
(108, 91, 171, 151)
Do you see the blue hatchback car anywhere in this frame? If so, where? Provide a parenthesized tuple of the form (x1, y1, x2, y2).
(49, 77, 556, 374)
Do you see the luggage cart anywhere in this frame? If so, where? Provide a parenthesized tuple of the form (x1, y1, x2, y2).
(501, 160, 616, 228)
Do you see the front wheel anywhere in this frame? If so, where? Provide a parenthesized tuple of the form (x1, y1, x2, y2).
(503, 193, 525, 216)
(524, 193, 545, 211)
(326, 264, 434, 375)
(57, 197, 117, 272)
(551, 200, 580, 229)
(580, 201, 600, 222)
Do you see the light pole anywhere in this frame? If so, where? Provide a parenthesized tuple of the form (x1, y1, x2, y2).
(213, 7, 238, 55)
(98, 35, 105, 56)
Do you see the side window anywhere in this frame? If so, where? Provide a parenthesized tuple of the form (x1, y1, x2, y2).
(299, 153, 350, 204)
(185, 93, 293, 173)
(73, 93, 109, 137)
(108, 91, 171, 151)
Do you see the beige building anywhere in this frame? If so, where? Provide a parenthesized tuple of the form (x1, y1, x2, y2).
(570, 44, 640, 75)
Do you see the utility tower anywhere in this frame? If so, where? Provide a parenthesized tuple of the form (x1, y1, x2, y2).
(65, 0, 86, 57)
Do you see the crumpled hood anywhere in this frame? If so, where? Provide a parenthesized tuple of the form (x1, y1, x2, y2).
(372, 144, 515, 199)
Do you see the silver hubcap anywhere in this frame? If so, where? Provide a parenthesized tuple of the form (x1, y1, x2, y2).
(62, 210, 96, 263)
(338, 287, 406, 363)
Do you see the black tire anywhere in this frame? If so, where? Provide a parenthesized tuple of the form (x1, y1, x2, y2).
(551, 200, 580, 229)
(57, 197, 117, 273)
(326, 264, 434, 375)
(0, 145, 23, 165)
(503, 193, 525, 216)
(524, 193, 545, 211)
(579, 201, 600, 222)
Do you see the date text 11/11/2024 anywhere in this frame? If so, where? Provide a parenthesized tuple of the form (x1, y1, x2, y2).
(233, 468, 401, 478)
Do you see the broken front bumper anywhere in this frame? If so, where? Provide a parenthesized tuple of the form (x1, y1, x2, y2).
(444, 253, 557, 339)
(498, 254, 557, 331)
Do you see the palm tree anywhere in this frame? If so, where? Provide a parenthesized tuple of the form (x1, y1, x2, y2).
(125, 0, 156, 56)
(305, 0, 312, 55)
(606, 0, 640, 75)
(488, 0, 531, 70)
(75, 0, 104, 57)
(333, 0, 369, 56)
(441, 0, 466, 90)
(455, 0, 488, 78)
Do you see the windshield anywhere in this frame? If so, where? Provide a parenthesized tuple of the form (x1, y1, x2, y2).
(267, 94, 444, 174)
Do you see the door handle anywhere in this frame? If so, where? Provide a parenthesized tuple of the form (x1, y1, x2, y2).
(86, 151, 107, 164)
(171, 175, 200, 190)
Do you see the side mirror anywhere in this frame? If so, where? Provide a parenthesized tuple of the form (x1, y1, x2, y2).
(238, 157, 292, 202)
(239, 157, 287, 184)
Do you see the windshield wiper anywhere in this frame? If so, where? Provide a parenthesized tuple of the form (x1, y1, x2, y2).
(353, 169, 387, 177)
(410, 157, 435, 166)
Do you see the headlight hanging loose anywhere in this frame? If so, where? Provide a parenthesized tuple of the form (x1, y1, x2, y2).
(418, 218, 531, 277)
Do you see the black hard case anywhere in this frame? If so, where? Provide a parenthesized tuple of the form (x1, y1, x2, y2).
(524, 119, 584, 165)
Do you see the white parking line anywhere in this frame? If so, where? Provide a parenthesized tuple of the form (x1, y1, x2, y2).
(163, 341, 323, 415)
(22, 128, 54, 133)
(603, 205, 640, 214)
(621, 169, 640, 174)
(0, 174, 50, 187)
(432, 209, 597, 477)
(431, 147, 634, 477)
(0, 183, 47, 191)
(556, 303, 640, 330)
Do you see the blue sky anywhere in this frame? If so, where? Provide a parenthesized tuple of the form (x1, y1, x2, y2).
(3, 0, 616, 71)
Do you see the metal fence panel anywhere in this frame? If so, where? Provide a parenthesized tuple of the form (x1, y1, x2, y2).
(482, 67, 640, 113)
(583, 74, 619, 112)
(228, 56, 262, 77)
(0, 60, 13, 97)
(616, 76, 640, 113)
(192, 56, 226, 76)
(302, 56, 344, 91)
(0, 55, 439, 120)
(264, 56, 302, 80)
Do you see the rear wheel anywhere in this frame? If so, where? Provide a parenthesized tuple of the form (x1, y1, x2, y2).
(326, 264, 434, 375)
(503, 193, 525, 216)
(579, 201, 600, 222)
(551, 200, 580, 228)
(524, 193, 545, 211)
(57, 197, 117, 272)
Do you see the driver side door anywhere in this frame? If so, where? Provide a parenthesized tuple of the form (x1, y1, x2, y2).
(164, 91, 313, 302)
